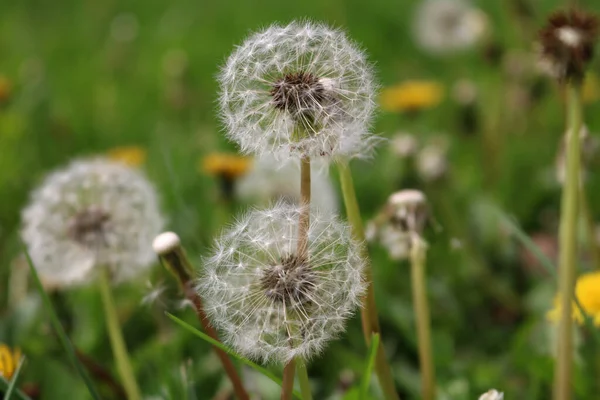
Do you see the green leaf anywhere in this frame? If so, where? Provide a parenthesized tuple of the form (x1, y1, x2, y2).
(359, 333, 380, 399)
(22, 246, 102, 400)
(165, 312, 302, 399)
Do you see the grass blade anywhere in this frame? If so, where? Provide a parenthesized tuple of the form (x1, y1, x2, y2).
(0, 375, 31, 400)
(360, 333, 380, 399)
(166, 312, 302, 399)
(492, 206, 600, 340)
(4, 356, 26, 400)
(23, 246, 101, 400)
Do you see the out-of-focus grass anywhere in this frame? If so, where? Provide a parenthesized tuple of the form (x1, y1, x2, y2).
(1, 0, 600, 398)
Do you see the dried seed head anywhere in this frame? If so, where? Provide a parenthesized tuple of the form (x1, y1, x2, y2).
(219, 21, 377, 160)
(537, 9, 599, 81)
(21, 158, 164, 287)
(197, 202, 366, 364)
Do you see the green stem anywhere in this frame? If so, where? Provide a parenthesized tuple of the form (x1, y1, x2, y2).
(410, 238, 435, 400)
(296, 359, 312, 400)
(337, 160, 400, 400)
(281, 359, 296, 400)
(98, 269, 142, 400)
(554, 83, 583, 400)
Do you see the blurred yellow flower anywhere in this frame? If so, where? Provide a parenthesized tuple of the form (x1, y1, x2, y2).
(583, 72, 600, 104)
(107, 146, 147, 167)
(0, 344, 22, 380)
(547, 271, 600, 326)
(0, 75, 12, 104)
(379, 81, 443, 113)
(200, 153, 252, 180)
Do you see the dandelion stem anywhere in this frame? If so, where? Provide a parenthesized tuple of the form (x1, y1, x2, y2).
(337, 160, 400, 400)
(158, 243, 250, 400)
(281, 359, 296, 400)
(409, 237, 435, 400)
(98, 268, 142, 400)
(554, 82, 583, 400)
(298, 156, 311, 258)
(296, 359, 312, 400)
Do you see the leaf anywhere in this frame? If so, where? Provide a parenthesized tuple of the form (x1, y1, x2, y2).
(165, 312, 302, 399)
(0, 372, 31, 400)
(22, 246, 102, 400)
(4, 356, 26, 400)
(360, 333, 380, 400)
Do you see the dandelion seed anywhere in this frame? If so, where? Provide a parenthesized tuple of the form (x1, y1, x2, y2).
(413, 0, 488, 55)
(218, 21, 377, 160)
(21, 158, 164, 287)
(236, 155, 338, 213)
(197, 202, 366, 364)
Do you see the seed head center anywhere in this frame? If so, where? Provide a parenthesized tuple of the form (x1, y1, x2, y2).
(270, 71, 326, 115)
(260, 255, 315, 304)
(67, 206, 111, 247)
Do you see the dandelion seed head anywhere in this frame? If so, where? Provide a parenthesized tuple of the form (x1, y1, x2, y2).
(218, 21, 377, 161)
(21, 158, 164, 287)
(197, 202, 366, 364)
(478, 389, 504, 400)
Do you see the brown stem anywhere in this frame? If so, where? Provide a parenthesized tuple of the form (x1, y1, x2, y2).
(297, 156, 311, 259)
(75, 349, 127, 399)
(281, 359, 296, 400)
(160, 248, 250, 400)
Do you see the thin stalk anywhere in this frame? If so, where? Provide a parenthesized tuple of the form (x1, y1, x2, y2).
(296, 360, 312, 400)
(337, 160, 400, 400)
(281, 359, 296, 400)
(409, 237, 435, 400)
(159, 245, 250, 400)
(298, 156, 311, 258)
(554, 83, 583, 400)
(98, 269, 142, 400)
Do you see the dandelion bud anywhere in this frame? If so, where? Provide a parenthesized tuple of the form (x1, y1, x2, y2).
(219, 21, 377, 160)
(197, 202, 366, 363)
(478, 389, 504, 400)
(537, 9, 599, 81)
(21, 158, 164, 287)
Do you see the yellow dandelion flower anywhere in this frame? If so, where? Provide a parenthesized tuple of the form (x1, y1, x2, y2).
(107, 146, 147, 167)
(583, 72, 600, 104)
(379, 81, 444, 113)
(0, 75, 12, 105)
(200, 153, 252, 180)
(547, 271, 600, 326)
(0, 344, 22, 380)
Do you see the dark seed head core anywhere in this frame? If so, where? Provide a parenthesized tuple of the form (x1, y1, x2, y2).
(260, 254, 316, 305)
(270, 72, 326, 118)
(67, 206, 111, 247)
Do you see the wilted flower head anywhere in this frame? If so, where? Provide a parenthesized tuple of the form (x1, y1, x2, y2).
(198, 202, 365, 363)
(236, 155, 338, 213)
(367, 190, 429, 260)
(537, 9, 599, 81)
(219, 21, 377, 160)
(413, 0, 488, 55)
(21, 158, 164, 287)
(478, 389, 504, 400)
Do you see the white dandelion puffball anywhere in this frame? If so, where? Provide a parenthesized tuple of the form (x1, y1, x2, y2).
(478, 389, 504, 400)
(235, 155, 338, 213)
(413, 0, 488, 55)
(198, 202, 366, 363)
(21, 158, 164, 287)
(219, 21, 377, 161)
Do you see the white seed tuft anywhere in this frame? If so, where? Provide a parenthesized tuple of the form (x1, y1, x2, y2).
(21, 158, 164, 287)
(478, 389, 504, 400)
(197, 202, 366, 364)
(153, 232, 181, 255)
(218, 21, 378, 161)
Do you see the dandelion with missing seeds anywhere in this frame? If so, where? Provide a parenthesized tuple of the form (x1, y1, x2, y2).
(197, 202, 366, 364)
(218, 21, 377, 160)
